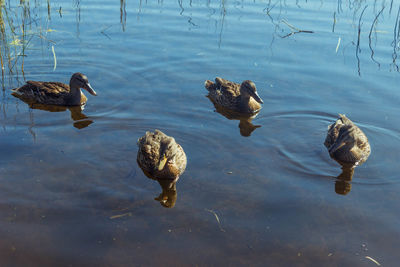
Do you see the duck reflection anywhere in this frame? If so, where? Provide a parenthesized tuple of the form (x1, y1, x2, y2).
(207, 96, 261, 137)
(138, 166, 178, 208)
(334, 165, 354, 195)
(12, 93, 93, 129)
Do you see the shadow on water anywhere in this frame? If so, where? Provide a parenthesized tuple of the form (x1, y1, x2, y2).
(206, 95, 261, 137)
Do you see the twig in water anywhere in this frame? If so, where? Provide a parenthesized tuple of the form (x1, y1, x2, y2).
(205, 209, 225, 232)
(280, 19, 314, 38)
(365, 256, 381, 266)
(369, 6, 385, 67)
(47, 0, 51, 20)
(356, 5, 368, 76)
(0, 44, 4, 85)
(332, 12, 336, 32)
(100, 25, 112, 40)
(263, 0, 278, 14)
(391, 5, 400, 71)
(336, 37, 341, 53)
(389, 0, 393, 15)
(51, 45, 56, 71)
(110, 212, 132, 220)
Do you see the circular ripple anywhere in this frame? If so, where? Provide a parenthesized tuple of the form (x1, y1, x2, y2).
(254, 110, 400, 185)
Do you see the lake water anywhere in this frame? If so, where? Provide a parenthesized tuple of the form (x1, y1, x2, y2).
(1, 0, 400, 266)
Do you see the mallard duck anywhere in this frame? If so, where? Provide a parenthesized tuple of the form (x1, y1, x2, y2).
(324, 114, 371, 166)
(205, 77, 263, 114)
(11, 72, 96, 106)
(137, 130, 187, 182)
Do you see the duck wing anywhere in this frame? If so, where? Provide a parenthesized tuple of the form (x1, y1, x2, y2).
(12, 81, 71, 104)
(25, 81, 70, 95)
(215, 77, 241, 97)
(324, 114, 353, 148)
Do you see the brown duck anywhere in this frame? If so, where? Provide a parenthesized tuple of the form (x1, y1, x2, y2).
(324, 114, 371, 166)
(11, 72, 97, 106)
(204, 77, 263, 114)
(137, 130, 187, 182)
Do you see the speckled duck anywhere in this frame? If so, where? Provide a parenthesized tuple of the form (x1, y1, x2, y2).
(205, 77, 263, 114)
(137, 130, 187, 182)
(324, 114, 371, 166)
(12, 72, 96, 106)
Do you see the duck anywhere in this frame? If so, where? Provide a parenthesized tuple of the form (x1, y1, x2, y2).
(11, 72, 96, 106)
(324, 114, 371, 166)
(205, 77, 263, 114)
(137, 130, 187, 182)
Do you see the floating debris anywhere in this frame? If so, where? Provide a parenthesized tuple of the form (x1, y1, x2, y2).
(280, 19, 314, 38)
(365, 256, 381, 266)
(336, 37, 341, 53)
(109, 212, 132, 220)
(51, 45, 57, 71)
(10, 39, 22, 46)
(205, 209, 225, 232)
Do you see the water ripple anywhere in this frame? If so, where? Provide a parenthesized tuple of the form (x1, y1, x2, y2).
(256, 110, 400, 185)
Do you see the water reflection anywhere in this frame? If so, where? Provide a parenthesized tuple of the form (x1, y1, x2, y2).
(264, 0, 400, 74)
(155, 179, 177, 208)
(11, 93, 93, 129)
(137, 164, 178, 208)
(334, 165, 354, 195)
(120, 0, 126, 32)
(207, 96, 261, 137)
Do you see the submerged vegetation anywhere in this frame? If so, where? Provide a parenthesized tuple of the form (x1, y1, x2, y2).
(0, 0, 55, 89)
(1, 0, 400, 84)
(265, 0, 400, 74)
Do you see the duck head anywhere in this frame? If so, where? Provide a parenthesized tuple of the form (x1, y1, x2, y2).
(70, 72, 97, 96)
(241, 80, 263, 104)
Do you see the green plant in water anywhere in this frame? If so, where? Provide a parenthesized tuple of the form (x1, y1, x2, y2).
(0, 0, 56, 90)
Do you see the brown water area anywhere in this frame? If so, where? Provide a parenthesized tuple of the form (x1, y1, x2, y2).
(0, 0, 400, 266)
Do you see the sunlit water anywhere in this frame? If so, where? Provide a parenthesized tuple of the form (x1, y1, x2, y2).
(1, 0, 400, 266)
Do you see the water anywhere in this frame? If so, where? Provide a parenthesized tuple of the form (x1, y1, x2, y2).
(1, 0, 400, 265)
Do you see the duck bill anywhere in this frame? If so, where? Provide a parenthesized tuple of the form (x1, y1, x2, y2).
(84, 83, 97, 96)
(158, 155, 168, 171)
(329, 141, 345, 154)
(250, 91, 263, 104)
